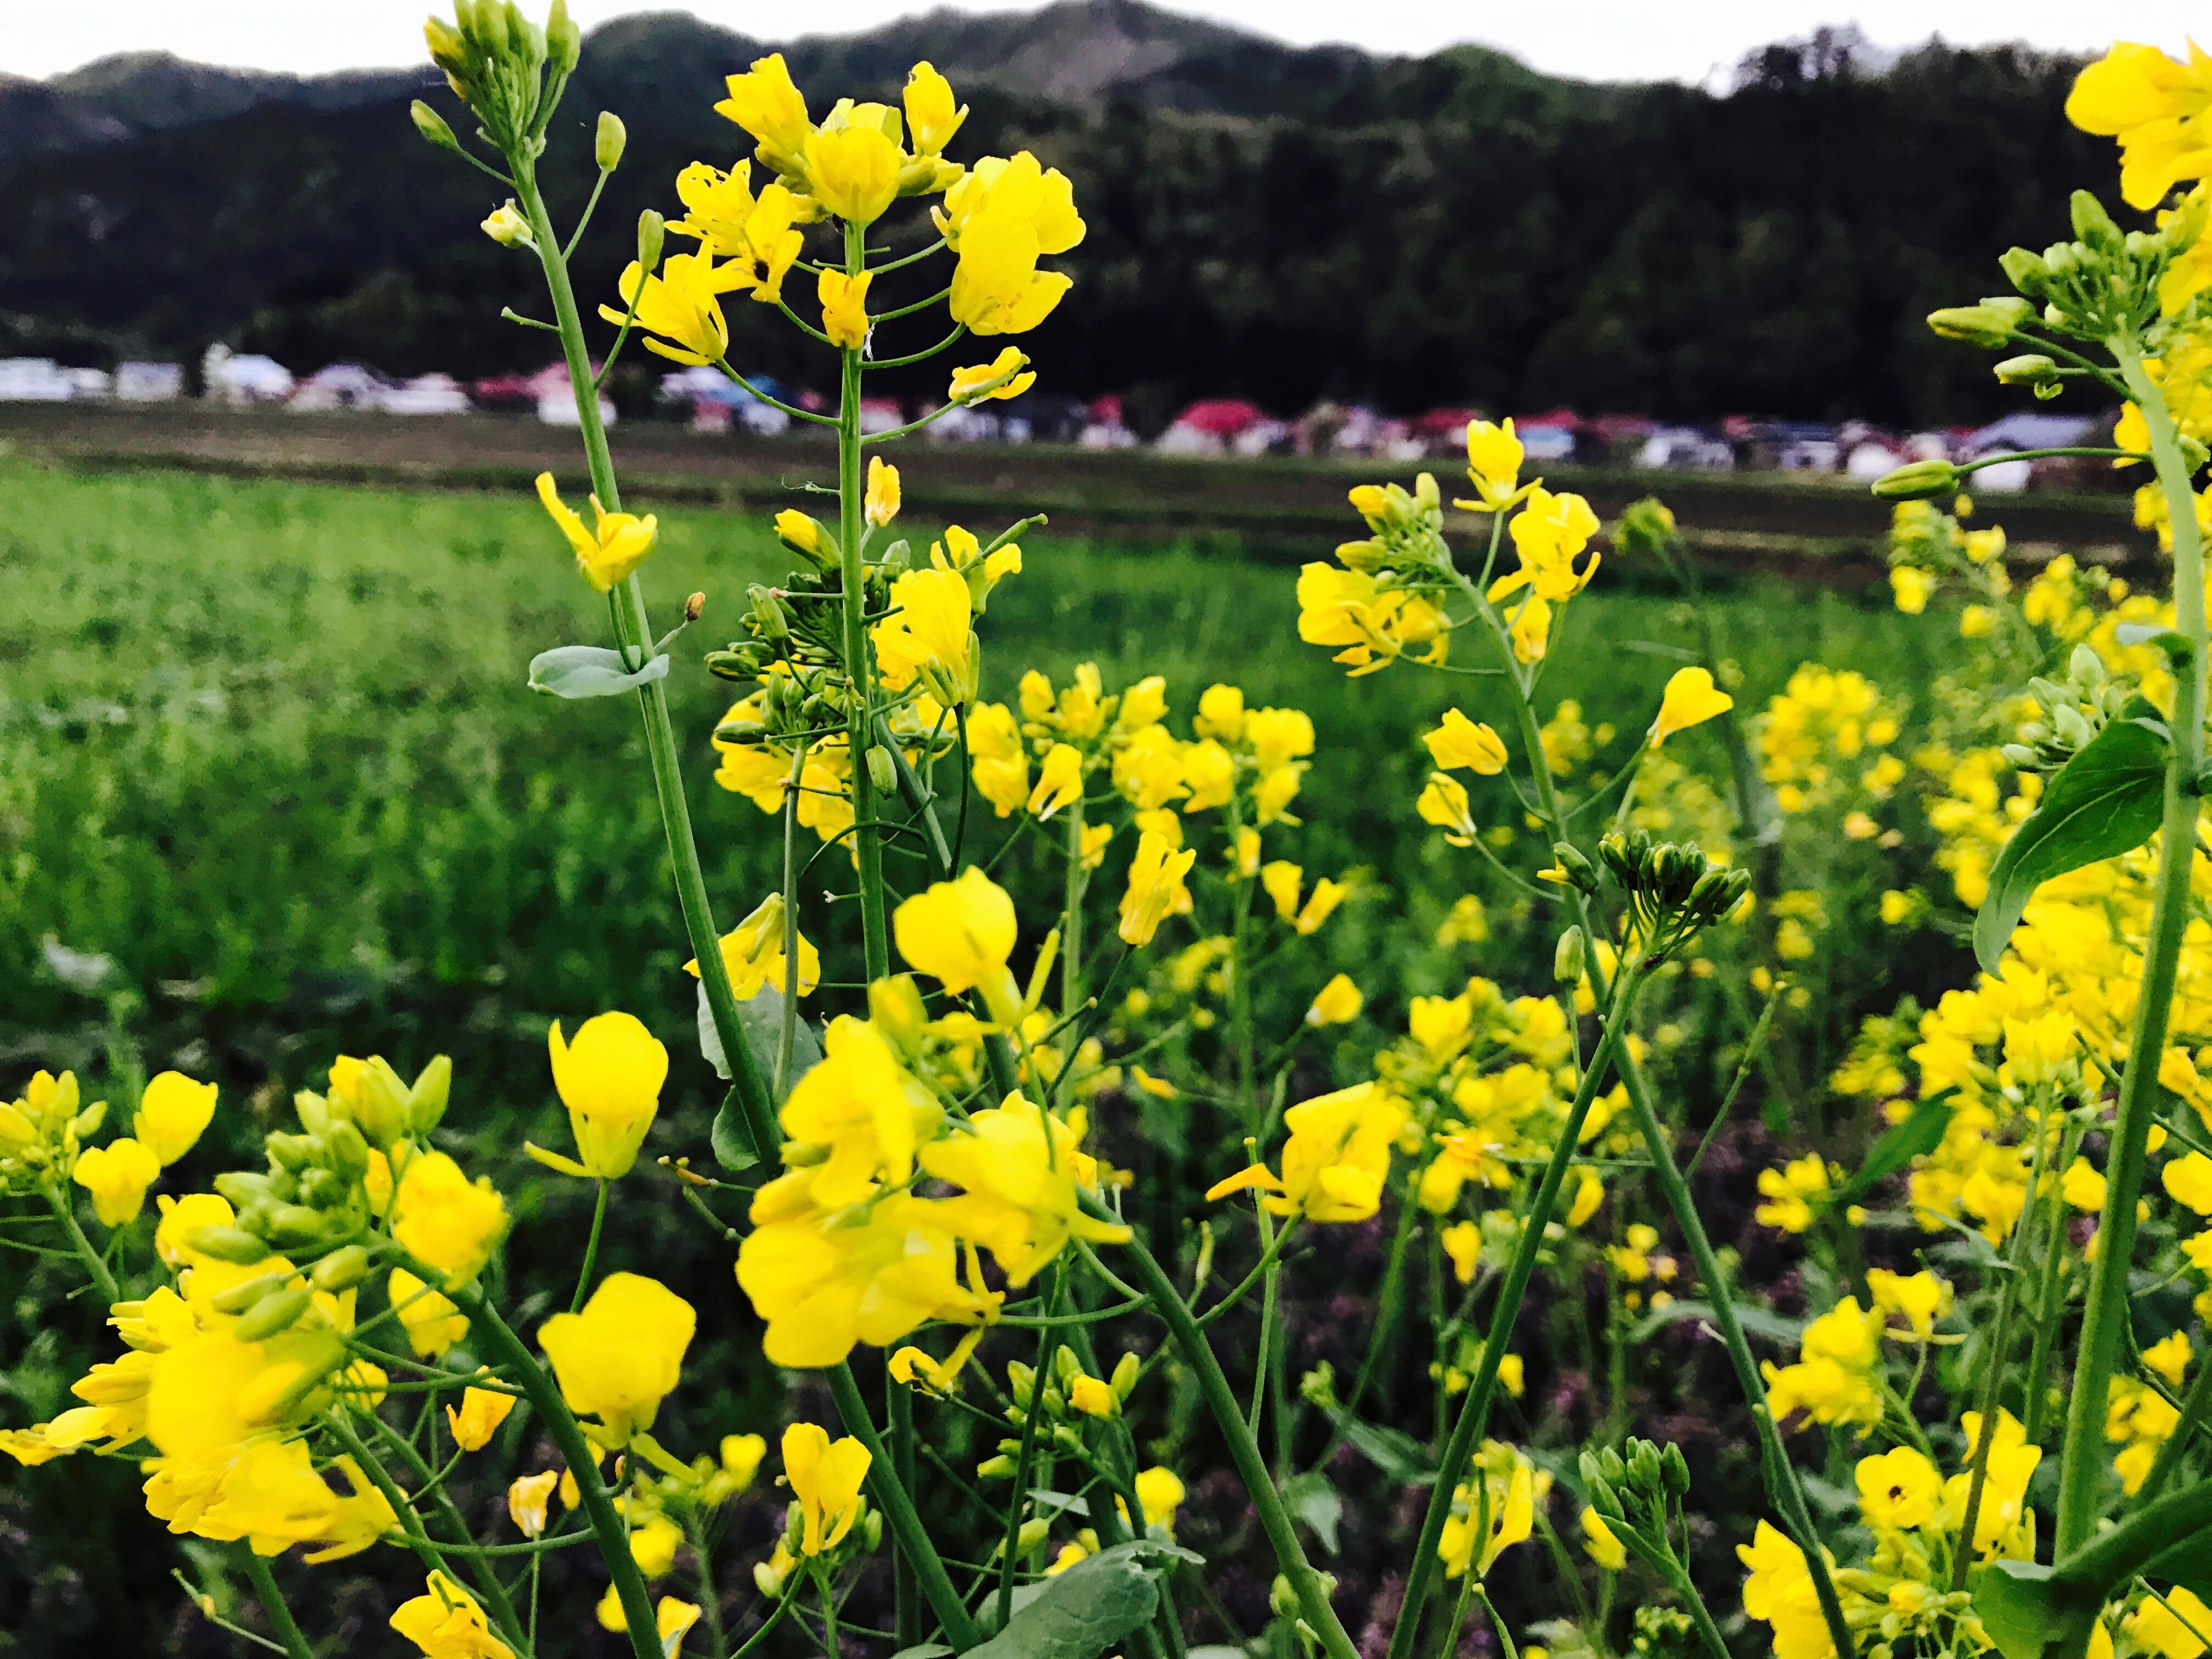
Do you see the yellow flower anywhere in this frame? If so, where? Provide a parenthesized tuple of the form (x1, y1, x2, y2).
(805, 121, 901, 224)
(2067, 41, 2212, 209)
(1856, 1446, 1942, 1529)
(389, 1268, 470, 1359)
(1891, 566, 1933, 614)
(1119, 829, 1198, 946)
(1763, 1296, 1884, 1429)
(1490, 487, 1601, 603)
(601, 1592, 705, 1646)
(715, 54, 812, 172)
(1180, 740, 1234, 812)
(778, 1014, 929, 1205)
(392, 1151, 507, 1286)
(904, 61, 967, 155)
(894, 867, 1022, 1022)
(1425, 710, 1509, 774)
(818, 268, 872, 348)
(737, 1184, 992, 1366)
(1581, 1506, 1628, 1571)
(940, 154, 1084, 335)
(2063, 1157, 2109, 1212)
(1649, 667, 1733, 746)
(1441, 1220, 1480, 1285)
(2144, 1331, 2192, 1387)
(1306, 973, 1363, 1026)
(2165, 1150, 2212, 1214)
(1417, 772, 1477, 847)
(783, 1422, 871, 1556)
(1508, 595, 1551, 664)
(72, 1137, 161, 1227)
(685, 892, 822, 1002)
(1939, 1409, 2042, 1555)
(866, 455, 901, 528)
(1738, 1520, 1830, 1658)
(446, 1385, 515, 1452)
(537, 1273, 695, 1446)
(874, 567, 974, 699)
(1136, 1465, 1185, 1531)
(949, 346, 1036, 402)
(1028, 742, 1083, 819)
(600, 251, 751, 366)
(531, 1012, 668, 1181)
(1295, 563, 1448, 676)
(133, 1073, 217, 1166)
(1206, 1082, 1406, 1223)
(1457, 419, 1524, 511)
(534, 472, 658, 594)
(507, 1471, 558, 1538)
(1069, 1374, 1118, 1416)
(1866, 1268, 1952, 1340)
(2126, 1585, 2212, 1657)
(392, 1571, 513, 1659)
(967, 703, 1031, 816)
(1438, 1443, 1533, 1579)
(480, 200, 533, 248)
(921, 1097, 1132, 1285)
(1755, 1153, 1831, 1233)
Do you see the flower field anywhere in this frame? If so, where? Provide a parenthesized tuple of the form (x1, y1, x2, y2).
(7, 13, 2212, 1659)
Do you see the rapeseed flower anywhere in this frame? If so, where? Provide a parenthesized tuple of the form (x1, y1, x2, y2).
(602, 252, 750, 365)
(133, 1073, 217, 1166)
(537, 1272, 694, 1446)
(389, 1268, 469, 1358)
(1206, 1082, 1405, 1223)
(949, 346, 1035, 401)
(805, 119, 900, 224)
(1306, 974, 1363, 1025)
(686, 892, 821, 1002)
(392, 1151, 507, 1286)
(532, 1012, 668, 1181)
(535, 472, 658, 592)
(967, 703, 1030, 814)
(392, 1571, 513, 1659)
(905, 63, 966, 154)
(1649, 667, 1733, 746)
(507, 1471, 557, 1538)
(715, 54, 812, 174)
(1425, 709, 1509, 774)
(2067, 41, 2212, 208)
(1489, 487, 1601, 604)
(818, 268, 872, 348)
(72, 1137, 161, 1227)
(939, 154, 1084, 336)
(1438, 1442, 1534, 1579)
(873, 567, 974, 699)
(920, 1097, 1132, 1284)
(782, 1422, 870, 1555)
(894, 867, 1023, 1023)
(1295, 564, 1447, 675)
(446, 1385, 515, 1452)
(865, 455, 900, 527)
(777, 1015, 933, 1205)
(1028, 742, 1082, 819)
(1119, 830, 1197, 946)
(1457, 419, 1525, 511)
(1762, 1296, 1883, 1429)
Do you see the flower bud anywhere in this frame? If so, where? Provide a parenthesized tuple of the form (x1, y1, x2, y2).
(2070, 189, 2122, 252)
(411, 100, 462, 153)
(866, 745, 897, 794)
(1549, 841, 1599, 894)
(211, 1268, 296, 1315)
(325, 1120, 372, 1181)
(546, 0, 582, 74)
(1661, 1442, 1691, 1498)
(482, 200, 536, 249)
(408, 1056, 452, 1135)
(312, 1244, 372, 1292)
(975, 1454, 1016, 1479)
(636, 208, 665, 275)
(748, 586, 791, 643)
(263, 1204, 336, 1247)
(2052, 704, 2092, 748)
(1994, 353, 2057, 386)
(595, 111, 626, 173)
(752, 1558, 786, 1598)
(2068, 644, 2107, 686)
(706, 647, 765, 684)
(1871, 460, 1959, 501)
(684, 591, 706, 622)
(1925, 300, 2028, 349)
(235, 1286, 314, 1341)
(1110, 1351, 1139, 1400)
(189, 1224, 273, 1264)
(1016, 1517, 1052, 1553)
(1553, 924, 1586, 986)
(1998, 246, 2050, 296)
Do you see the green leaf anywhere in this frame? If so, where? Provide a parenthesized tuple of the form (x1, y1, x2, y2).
(526, 644, 672, 698)
(889, 1649, 953, 1659)
(2142, 1521, 2212, 1600)
(708, 1086, 758, 1175)
(1973, 701, 2169, 972)
(1322, 1407, 1436, 1486)
(1282, 1471, 1342, 1555)
(1626, 1299, 1805, 1346)
(1833, 1091, 1956, 1207)
(697, 981, 819, 1094)
(964, 1541, 1186, 1659)
(1968, 1560, 2098, 1659)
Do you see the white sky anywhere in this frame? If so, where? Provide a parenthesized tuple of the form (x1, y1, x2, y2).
(3, 1, 2209, 85)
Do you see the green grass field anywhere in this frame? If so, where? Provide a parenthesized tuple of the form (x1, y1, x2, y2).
(0, 457, 1960, 1110)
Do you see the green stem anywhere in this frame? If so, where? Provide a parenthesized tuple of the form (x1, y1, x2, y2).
(2139, 1358, 2212, 1506)
(238, 1547, 313, 1659)
(889, 1372, 921, 1650)
(454, 1285, 665, 1659)
(686, 1510, 731, 1659)
(1308, 1196, 1417, 1472)
(1385, 963, 1645, 1659)
(511, 153, 778, 1167)
(837, 219, 890, 982)
(1064, 794, 1087, 1015)
(823, 1362, 981, 1649)
(1106, 1222, 1359, 1659)
(1612, 1049, 1854, 1656)
(1247, 1204, 1278, 1443)
(44, 1185, 119, 1305)
(1950, 1274, 2021, 1592)
(2055, 340, 2209, 1557)
(1000, 1272, 1061, 1627)
(572, 1179, 607, 1313)
(363, 1413, 530, 1646)
(777, 740, 809, 1101)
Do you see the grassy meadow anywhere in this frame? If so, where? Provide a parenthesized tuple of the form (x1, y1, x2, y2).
(0, 456, 1973, 1654)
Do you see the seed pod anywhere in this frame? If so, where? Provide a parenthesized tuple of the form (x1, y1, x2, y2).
(236, 1286, 314, 1342)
